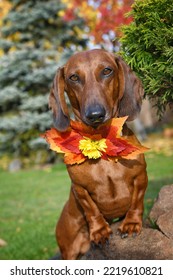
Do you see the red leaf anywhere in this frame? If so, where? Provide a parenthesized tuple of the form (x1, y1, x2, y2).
(59, 135, 82, 154)
(105, 139, 125, 156)
(70, 120, 96, 136)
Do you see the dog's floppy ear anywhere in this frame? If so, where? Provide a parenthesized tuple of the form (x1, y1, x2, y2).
(49, 67, 70, 131)
(115, 56, 144, 121)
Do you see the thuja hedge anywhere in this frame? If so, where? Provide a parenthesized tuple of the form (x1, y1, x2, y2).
(120, 0, 173, 115)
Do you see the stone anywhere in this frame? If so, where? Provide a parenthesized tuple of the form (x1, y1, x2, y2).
(156, 210, 173, 239)
(81, 184, 173, 260)
(149, 185, 173, 222)
(81, 222, 173, 260)
(8, 159, 22, 172)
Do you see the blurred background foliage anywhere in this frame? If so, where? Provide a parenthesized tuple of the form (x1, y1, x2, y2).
(0, 0, 172, 169)
(0, 0, 88, 165)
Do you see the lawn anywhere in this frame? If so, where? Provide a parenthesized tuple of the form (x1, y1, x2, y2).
(0, 164, 71, 260)
(0, 136, 173, 259)
(144, 152, 173, 217)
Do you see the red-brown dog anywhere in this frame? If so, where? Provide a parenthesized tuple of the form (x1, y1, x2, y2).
(49, 49, 148, 260)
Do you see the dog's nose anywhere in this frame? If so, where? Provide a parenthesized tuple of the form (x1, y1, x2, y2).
(85, 105, 106, 124)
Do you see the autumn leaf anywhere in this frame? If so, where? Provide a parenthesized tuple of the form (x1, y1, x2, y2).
(41, 117, 149, 165)
(64, 152, 86, 165)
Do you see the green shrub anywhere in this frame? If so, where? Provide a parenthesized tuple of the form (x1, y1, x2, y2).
(120, 0, 173, 115)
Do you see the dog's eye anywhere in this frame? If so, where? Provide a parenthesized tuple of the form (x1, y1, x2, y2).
(102, 67, 113, 77)
(69, 74, 79, 82)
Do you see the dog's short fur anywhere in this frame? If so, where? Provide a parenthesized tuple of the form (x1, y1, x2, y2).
(49, 49, 148, 260)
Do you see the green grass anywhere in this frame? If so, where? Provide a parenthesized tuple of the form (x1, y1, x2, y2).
(0, 152, 173, 260)
(0, 164, 70, 260)
(144, 152, 173, 217)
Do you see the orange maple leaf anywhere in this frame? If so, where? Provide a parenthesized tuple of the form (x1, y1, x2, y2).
(41, 117, 149, 165)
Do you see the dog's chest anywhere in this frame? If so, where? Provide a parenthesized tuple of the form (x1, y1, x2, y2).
(68, 159, 135, 196)
(68, 159, 135, 218)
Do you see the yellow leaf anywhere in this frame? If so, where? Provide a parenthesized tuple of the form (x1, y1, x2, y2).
(58, 10, 65, 17)
(0, 49, 4, 57)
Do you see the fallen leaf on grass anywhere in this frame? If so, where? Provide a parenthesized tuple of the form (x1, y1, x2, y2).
(0, 238, 7, 247)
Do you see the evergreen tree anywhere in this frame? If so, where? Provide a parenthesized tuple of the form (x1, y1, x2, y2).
(0, 0, 87, 163)
(120, 0, 173, 115)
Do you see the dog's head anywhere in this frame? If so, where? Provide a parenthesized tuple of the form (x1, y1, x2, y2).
(49, 49, 143, 131)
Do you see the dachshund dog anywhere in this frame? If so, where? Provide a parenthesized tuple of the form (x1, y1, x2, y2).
(49, 49, 148, 260)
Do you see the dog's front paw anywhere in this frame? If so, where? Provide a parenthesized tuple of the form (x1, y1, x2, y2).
(89, 215, 112, 245)
(117, 210, 143, 238)
(118, 221, 142, 238)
